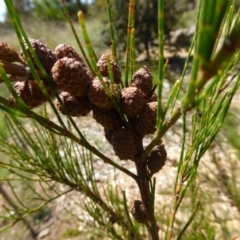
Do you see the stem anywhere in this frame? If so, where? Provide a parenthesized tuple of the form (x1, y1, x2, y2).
(0, 61, 52, 85)
(156, 0, 164, 129)
(135, 162, 159, 240)
(0, 187, 73, 235)
(130, 28, 136, 76)
(61, 0, 93, 72)
(141, 107, 181, 162)
(176, 201, 201, 240)
(134, 139, 159, 240)
(105, 0, 118, 62)
(124, 0, 135, 86)
(0, 184, 38, 239)
(0, 61, 31, 78)
(82, 140, 138, 180)
(166, 175, 184, 240)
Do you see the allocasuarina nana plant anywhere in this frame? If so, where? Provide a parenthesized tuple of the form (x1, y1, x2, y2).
(0, 0, 240, 239)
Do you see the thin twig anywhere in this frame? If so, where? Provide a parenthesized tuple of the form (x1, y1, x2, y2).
(0, 183, 38, 239)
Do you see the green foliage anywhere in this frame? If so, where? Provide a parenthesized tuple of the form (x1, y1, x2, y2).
(222, 108, 240, 158)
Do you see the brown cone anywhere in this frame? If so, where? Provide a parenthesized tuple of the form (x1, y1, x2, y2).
(104, 128, 114, 144)
(111, 128, 137, 160)
(97, 54, 122, 84)
(9, 80, 48, 109)
(130, 200, 150, 224)
(147, 144, 167, 174)
(148, 92, 157, 102)
(130, 66, 153, 96)
(54, 44, 86, 65)
(51, 57, 93, 96)
(88, 77, 120, 109)
(135, 102, 157, 137)
(92, 105, 123, 130)
(0, 42, 22, 63)
(56, 92, 92, 117)
(121, 87, 147, 117)
(22, 38, 56, 74)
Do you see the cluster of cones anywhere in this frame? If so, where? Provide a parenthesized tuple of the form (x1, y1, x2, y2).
(0, 39, 167, 223)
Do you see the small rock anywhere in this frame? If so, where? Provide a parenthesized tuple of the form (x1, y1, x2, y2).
(38, 228, 50, 239)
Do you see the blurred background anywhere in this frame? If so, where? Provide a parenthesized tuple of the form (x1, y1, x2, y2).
(0, 0, 199, 64)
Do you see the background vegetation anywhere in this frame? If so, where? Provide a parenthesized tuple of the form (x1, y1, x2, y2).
(3, 0, 197, 57)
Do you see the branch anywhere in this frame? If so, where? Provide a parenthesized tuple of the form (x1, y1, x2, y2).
(0, 183, 38, 238)
(0, 61, 49, 82)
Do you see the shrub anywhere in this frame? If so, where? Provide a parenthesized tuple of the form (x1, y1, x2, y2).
(0, 0, 240, 239)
